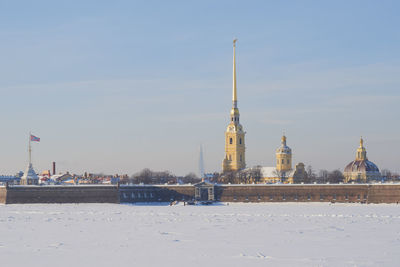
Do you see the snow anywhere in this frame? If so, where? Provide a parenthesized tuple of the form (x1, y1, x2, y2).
(1, 202, 400, 267)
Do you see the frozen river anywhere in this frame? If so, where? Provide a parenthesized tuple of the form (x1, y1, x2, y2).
(1, 202, 400, 267)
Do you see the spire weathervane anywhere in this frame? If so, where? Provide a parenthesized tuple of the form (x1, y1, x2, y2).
(232, 38, 238, 108)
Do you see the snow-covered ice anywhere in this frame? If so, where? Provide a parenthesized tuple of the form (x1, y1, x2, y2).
(1, 202, 400, 267)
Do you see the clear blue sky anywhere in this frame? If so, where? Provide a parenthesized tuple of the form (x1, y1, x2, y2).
(1, 0, 399, 176)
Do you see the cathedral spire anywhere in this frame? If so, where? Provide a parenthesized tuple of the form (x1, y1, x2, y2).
(222, 39, 245, 172)
(356, 137, 367, 161)
(232, 39, 238, 109)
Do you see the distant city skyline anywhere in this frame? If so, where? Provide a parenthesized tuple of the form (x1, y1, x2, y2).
(1, 1, 399, 176)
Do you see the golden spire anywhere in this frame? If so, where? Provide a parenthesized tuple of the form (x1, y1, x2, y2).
(232, 39, 237, 108)
(281, 135, 287, 146)
(356, 136, 367, 160)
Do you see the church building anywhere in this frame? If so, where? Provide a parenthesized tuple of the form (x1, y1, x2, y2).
(222, 39, 246, 172)
(260, 135, 306, 184)
(343, 137, 381, 183)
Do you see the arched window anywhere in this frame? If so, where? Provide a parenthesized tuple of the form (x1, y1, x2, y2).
(229, 138, 233, 144)
(281, 159, 284, 164)
(239, 138, 242, 144)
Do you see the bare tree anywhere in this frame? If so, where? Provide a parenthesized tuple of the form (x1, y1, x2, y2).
(180, 173, 201, 184)
(306, 165, 317, 183)
(327, 170, 345, 184)
(318, 170, 329, 184)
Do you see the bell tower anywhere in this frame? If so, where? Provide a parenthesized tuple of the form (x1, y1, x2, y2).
(222, 39, 246, 172)
(276, 135, 292, 172)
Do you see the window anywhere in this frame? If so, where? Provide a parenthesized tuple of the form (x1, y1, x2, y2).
(229, 138, 233, 144)
(150, 192, 154, 198)
(357, 194, 361, 200)
(131, 193, 135, 199)
(307, 193, 311, 200)
(287, 159, 290, 164)
(345, 193, 349, 200)
(138, 193, 141, 198)
(231, 118, 233, 121)
(333, 194, 336, 200)
(144, 192, 147, 198)
(240, 154, 242, 162)
(269, 195, 273, 201)
(320, 194, 324, 200)
(282, 193, 286, 200)
(239, 138, 242, 144)
(281, 159, 284, 164)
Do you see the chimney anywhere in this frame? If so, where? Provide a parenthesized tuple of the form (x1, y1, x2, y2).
(52, 162, 56, 175)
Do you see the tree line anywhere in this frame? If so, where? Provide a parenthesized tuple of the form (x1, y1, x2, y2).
(120, 167, 400, 185)
(120, 168, 201, 185)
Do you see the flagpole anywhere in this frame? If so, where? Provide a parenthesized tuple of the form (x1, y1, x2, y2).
(29, 132, 32, 165)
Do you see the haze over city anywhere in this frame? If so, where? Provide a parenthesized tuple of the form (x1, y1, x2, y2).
(1, 0, 399, 176)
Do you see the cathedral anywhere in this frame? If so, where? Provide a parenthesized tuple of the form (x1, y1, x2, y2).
(343, 137, 381, 183)
(222, 39, 246, 172)
(221, 40, 306, 183)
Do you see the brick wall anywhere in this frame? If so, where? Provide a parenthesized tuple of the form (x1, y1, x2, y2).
(120, 185, 194, 203)
(368, 184, 400, 203)
(5, 185, 119, 204)
(216, 185, 368, 203)
(3, 184, 400, 204)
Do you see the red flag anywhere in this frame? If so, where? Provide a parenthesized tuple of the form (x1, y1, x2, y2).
(30, 135, 40, 142)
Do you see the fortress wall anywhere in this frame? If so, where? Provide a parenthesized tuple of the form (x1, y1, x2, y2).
(0, 186, 6, 204)
(3, 184, 400, 204)
(5, 185, 119, 204)
(216, 185, 369, 203)
(367, 184, 400, 203)
(120, 185, 195, 203)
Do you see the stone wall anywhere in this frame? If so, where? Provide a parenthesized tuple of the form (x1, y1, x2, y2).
(2, 184, 400, 204)
(120, 185, 194, 203)
(367, 184, 400, 203)
(5, 185, 119, 204)
(119, 184, 400, 204)
(216, 184, 369, 203)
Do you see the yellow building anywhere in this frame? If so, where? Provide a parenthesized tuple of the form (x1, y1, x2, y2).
(259, 135, 307, 184)
(276, 135, 292, 172)
(343, 137, 381, 183)
(222, 39, 246, 172)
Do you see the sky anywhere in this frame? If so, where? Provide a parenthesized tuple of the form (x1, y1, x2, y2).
(0, 0, 399, 176)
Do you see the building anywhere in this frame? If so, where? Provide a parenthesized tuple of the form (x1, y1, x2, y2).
(343, 137, 381, 183)
(260, 135, 307, 184)
(222, 39, 246, 172)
